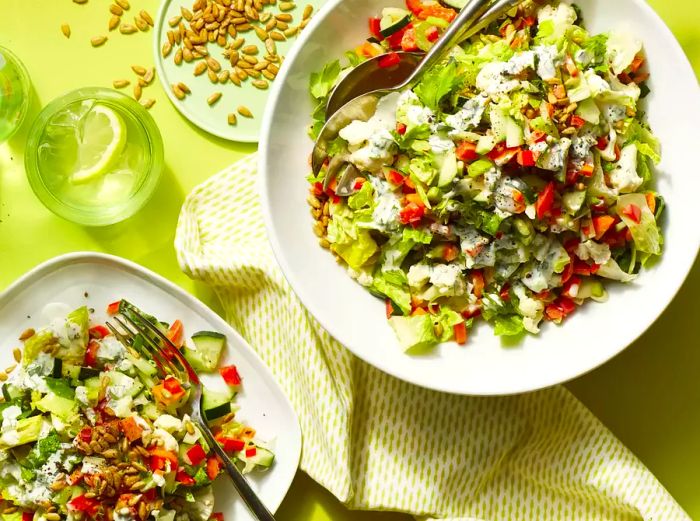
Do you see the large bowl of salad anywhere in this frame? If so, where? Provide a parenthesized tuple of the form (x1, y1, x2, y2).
(259, 0, 700, 395)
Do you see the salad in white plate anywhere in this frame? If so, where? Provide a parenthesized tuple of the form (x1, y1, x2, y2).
(307, 0, 662, 352)
(0, 301, 274, 521)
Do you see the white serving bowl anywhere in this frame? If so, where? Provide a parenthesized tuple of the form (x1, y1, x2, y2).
(260, 0, 700, 395)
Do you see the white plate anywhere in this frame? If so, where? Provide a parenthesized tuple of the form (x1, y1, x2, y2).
(259, 0, 700, 395)
(0, 252, 301, 518)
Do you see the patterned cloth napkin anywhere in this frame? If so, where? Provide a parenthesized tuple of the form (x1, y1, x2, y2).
(175, 154, 689, 521)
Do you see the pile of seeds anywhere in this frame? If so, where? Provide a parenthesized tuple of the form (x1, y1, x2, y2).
(113, 64, 158, 109)
(64, 1, 154, 45)
(162, 0, 314, 124)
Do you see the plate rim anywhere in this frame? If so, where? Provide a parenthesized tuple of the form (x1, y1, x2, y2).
(152, 0, 259, 143)
(259, 0, 700, 396)
(0, 251, 302, 513)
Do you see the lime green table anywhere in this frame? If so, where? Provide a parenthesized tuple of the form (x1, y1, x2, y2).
(1, 1, 698, 519)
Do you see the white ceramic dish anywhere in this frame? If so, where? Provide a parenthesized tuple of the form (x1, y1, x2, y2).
(0, 252, 301, 518)
(260, 0, 700, 395)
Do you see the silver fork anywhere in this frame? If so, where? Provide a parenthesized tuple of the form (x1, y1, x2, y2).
(106, 305, 276, 521)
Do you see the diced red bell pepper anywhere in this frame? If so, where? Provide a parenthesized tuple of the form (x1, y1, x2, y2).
(456, 141, 478, 162)
(219, 365, 242, 387)
(385, 299, 394, 319)
(386, 23, 411, 49)
(596, 136, 608, 150)
(22, 513, 34, 521)
(79, 427, 92, 443)
(166, 319, 184, 348)
(378, 52, 401, 68)
(545, 297, 577, 323)
(561, 258, 574, 284)
(561, 276, 582, 299)
(399, 202, 425, 225)
(535, 182, 556, 220)
(470, 270, 485, 299)
(245, 447, 257, 458)
(570, 115, 586, 128)
(210, 513, 225, 521)
(353, 177, 366, 191)
(529, 130, 547, 143)
(592, 215, 616, 239)
(572, 260, 600, 276)
(516, 149, 536, 167)
(84, 339, 100, 368)
(396, 122, 407, 135)
(454, 322, 468, 345)
(149, 448, 179, 472)
(406, 0, 424, 15)
(176, 469, 195, 486)
(368, 17, 383, 40)
(488, 143, 519, 165)
(312, 182, 324, 196)
(462, 303, 482, 320)
(400, 27, 419, 51)
(621, 204, 642, 224)
(68, 495, 100, 515)
(106, 301, 121, 315)
(186, 444, 207, 466)
(218, 436, 245, 453)
(425, 26, 440, 42)
(163, 376, 185, 395)
(206, 456, 221, 481)
(89, 325, 110, 339)
(385, 169, 405, 186)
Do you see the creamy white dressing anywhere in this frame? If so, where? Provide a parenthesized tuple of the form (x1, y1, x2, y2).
(445, 95, 488, 136)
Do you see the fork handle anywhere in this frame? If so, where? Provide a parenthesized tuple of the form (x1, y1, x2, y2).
(197, 419, 277, 521)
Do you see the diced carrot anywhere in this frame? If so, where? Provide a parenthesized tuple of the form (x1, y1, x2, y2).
(645, 192, 656, 214)
(454, 322, 468, 345)
(470, 270, 485, 299)
(119, 416, 143, 442)
(206, 456, 221, 481)
(592, 215, 616, 240)
(166, 320, 184, 348)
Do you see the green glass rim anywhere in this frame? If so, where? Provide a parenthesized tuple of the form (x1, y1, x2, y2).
(24, 87, 164, 227)
(0, 45, 32, 142)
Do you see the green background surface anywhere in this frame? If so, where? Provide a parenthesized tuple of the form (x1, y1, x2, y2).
(1, 1, 698, 519)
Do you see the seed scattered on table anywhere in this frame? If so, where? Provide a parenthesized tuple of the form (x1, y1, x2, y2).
(194, 61, 207, 76)
(143, 67, 155, 84)
(91, 36, 108, 47)
(131, 65, 147, 76)
(303, 4, 313, 19)
(207, 92, 222, 105)
(140, 10, 154, 27)
(207, 69, 218, 83)
(120, 24, 137, 34)
(279, 2, 296, 12)
(110, 4, 123, 16)
(237, 105, 253, 118)
(172, 84, 186, 100)
(177, 82, 191, 94)
(169, 15, 182, 27)
(61, 24, 71, 38)
(140, 98, 156, 109)
(174, 48, 183, 65)
(134, 16, 149, 32)
(162, 42, 173, 57)
(228, 113, 238, 125)
(133, 83, 142, 101)
(13, 348, 21, 363)
(109, 15, 120, 31)
(252, 79, 268, 89)
(115, 0, 130, 10)
(113, 79, 130, 89)
(73, 0, 88, 4)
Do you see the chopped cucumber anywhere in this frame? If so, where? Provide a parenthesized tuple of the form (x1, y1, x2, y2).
(108, 371, 143, 397)
(202, 388, 233, 423)
(248, 446, 275, 468)
(379, 14, 411, 38)
(78, 367, 100, 380)
(36, 393, 76, 420)
(204, 403, 231, 422)
(185, 331, 226, 373)
(52, 358, 63, 378)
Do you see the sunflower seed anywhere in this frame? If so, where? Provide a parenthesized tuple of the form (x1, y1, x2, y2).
(254, 60, 269, 71)
(181, 7, 193, 21)
(303, 4, 313, 19)
(242, 45, 258, 55)
(113, 79, 130, 89)
(109, 15, 121, 30)
(276, 20, 289, 30)
(207, 69, 218, 82)
(135, 16, 149, 32)
(207, 92, 222, 105)
(169, 15, 182, 27)
(283, 26, 298, 37)
(228, 113, 238, 125)
(174, 48, 183, 65)
(279, 2, 295, 11)
(91, 36, 108, 47)
(120, 24, 137, 34)
(262, 69, 275, 80)
(13, 348, 21, 363)
(252, 79, 268, 89)
(269, 31, 285, 41)
(231, 38, 244, 50)
(140, 10, 154, 26)
(265, 38, 276, 54)
(73, 0, 88, 3)
(217, 70, 229, 83)
(61, 24, 71, 38)
(237, 105, 253, 118)
(131, 65, 147, 76)
(276, 13, 293, 22)
(194, 61, 207, 75)
(265, 18, 277, 31)
(115, 0, 130, 10)
(0, 373, 7, 382)
(229, 71, 242, 85)
(206, 57, 221, 71)
(172, 84, 186, 100)
(110, 4, 124, 16)
(143, 67, 155, 84)
(247, 68, 261, 78)
(162, 42, 173, 57)
(183, 47, 194, 61)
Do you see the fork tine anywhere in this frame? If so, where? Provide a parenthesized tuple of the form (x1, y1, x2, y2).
(117, 314, 184, 380)
(106, 322, 132, 347)
(125, 309, 200, 385)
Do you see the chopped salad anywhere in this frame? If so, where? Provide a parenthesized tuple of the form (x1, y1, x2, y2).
(0, 301, 273, 521)
(307, 0, 663, 351)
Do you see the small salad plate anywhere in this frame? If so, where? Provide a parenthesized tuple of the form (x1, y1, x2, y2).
(0, 252, 301, 519)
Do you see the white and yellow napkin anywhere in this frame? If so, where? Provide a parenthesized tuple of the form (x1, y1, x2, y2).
(175, 155, 689, 521)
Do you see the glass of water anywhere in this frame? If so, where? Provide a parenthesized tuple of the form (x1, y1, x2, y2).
(0, 45, 31, 143)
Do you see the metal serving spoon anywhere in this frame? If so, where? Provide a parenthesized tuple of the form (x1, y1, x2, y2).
(313, 0, 527, 194)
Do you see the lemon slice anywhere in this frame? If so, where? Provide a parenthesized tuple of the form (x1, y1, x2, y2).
(71, 104, 127, 184)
